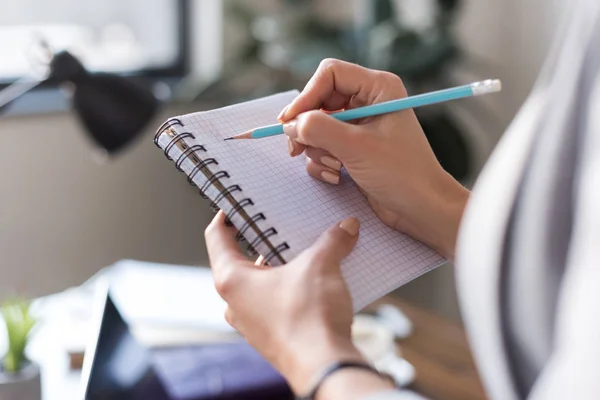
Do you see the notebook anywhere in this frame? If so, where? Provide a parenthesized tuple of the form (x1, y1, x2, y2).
(154, 91, 445, 311)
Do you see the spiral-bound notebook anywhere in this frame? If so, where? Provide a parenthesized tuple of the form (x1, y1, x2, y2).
(154, 91, 445, 311)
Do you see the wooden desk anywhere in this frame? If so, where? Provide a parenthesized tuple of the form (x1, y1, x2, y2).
(374, 298, 488, 400)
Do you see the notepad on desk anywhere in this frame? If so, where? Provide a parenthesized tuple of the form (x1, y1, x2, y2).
(154, 91, 445, 311)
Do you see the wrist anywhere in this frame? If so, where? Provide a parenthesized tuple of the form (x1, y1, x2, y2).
(397, 171, 469, 261)
(426, 172, 470, 260)
(280, 334, 364, 394)
(316, 367, 396, 400)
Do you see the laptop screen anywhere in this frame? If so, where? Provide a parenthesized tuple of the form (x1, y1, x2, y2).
(80, 285, 169, 400)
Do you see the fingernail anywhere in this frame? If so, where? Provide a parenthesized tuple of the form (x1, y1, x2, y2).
(287, 137, 295, 156)
(321, 170, 340, 184)
(277, 104, 290, 121)
(283, 121, 297, 138)
(339, 217, 360, 236)
(320, 156, 342, 170)
(321, 108, 345, 115)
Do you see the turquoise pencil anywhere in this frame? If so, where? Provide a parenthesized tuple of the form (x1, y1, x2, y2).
(224, 79, 501, 140)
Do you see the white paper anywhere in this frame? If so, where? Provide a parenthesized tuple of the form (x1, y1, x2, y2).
(108, 259, 232, 331)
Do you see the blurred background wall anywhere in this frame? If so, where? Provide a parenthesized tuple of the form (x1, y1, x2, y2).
(0, 0, 566, 319)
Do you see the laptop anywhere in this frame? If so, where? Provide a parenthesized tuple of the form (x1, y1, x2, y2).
(80, 282, 292, 400)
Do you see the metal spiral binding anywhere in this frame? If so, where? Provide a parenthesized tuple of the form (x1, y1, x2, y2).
(235, 213, 266, 241)
(188, 158, 218, 185)
(209, 184, 242, 213)
(155, 118, 289, 265)
(200, 171, 230, 198)
(211, 185, 242, 207)
(164, 132, 195, 160)
(248, 227, 277, 250)
(265, 242, 291, 264)
(225, 198, 254, 222)
(175, 144, 207, 171)
(154, 118, 184, 146)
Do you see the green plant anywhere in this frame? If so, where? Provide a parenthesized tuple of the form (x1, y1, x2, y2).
(1, 300, 36, 373)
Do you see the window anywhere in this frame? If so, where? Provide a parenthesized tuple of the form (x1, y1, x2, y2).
(0, 0, 189, 83)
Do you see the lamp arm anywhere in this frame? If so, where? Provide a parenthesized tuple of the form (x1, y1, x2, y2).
(0, 75, 45, 111)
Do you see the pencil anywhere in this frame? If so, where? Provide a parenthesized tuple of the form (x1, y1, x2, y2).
(224, 79, 501, 140)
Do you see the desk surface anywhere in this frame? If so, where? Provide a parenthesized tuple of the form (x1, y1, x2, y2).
(37, 295, 488, 400)
(376, 298, 488, 400)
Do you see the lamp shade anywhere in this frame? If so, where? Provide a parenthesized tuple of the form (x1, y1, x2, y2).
(49, 51, 159, 154)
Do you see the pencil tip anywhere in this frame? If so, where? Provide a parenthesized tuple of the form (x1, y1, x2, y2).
(225, 131, 253, 140)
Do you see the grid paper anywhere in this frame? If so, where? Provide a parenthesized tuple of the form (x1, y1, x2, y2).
(159, 91, 445, 311)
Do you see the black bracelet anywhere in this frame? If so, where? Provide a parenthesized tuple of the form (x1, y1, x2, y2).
(296, 360, 395, 400)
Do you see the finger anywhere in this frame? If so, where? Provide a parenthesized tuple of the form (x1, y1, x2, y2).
(205, 211, 247, 266)
(224, 307, 237, 329)
(281, 59, 381, 120)
(277, 104, 291, 122)
(287, 137, 306, 157)
(322, 92, 348, 112)
(254, 255, 265, 266)
(304, 217, 360, 268)
(205, 211, 250, 296)
(284, 110, 365, 161)
(279, 102, 346, 122)
(306, 156, 340, 185)
(306, 147, 342, 171)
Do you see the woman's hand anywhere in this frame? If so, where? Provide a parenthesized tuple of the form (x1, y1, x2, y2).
(205, 212, 394, 398)
(279, 59, 469, 260)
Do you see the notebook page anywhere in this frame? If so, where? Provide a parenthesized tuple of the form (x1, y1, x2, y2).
(177, 91, 445, 311)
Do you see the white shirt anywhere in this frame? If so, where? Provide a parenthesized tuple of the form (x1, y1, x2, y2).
(366, 0, 600, 398)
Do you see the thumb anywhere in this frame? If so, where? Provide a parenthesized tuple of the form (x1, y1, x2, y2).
(284, 111, 364, 161)
(305, 217, 360, 268)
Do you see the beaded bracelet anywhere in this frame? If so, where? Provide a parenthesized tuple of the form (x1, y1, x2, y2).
(296, 360, 396, 400)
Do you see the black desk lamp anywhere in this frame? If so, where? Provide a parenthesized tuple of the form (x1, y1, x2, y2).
(0, 45, 159, 155)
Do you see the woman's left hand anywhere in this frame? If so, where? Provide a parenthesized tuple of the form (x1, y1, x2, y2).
(205, 211, 365, 394)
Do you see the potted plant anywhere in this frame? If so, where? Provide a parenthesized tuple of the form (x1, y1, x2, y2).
(0, 299, 41, 400)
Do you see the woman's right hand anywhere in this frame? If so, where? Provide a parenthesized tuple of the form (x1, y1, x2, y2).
(279, 59, 469, 260)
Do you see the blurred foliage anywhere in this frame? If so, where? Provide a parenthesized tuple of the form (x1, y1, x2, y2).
(225, 0, 462, 85)
(1, 299, 36, 373)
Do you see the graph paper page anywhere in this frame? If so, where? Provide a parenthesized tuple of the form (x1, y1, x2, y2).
(176, 91, 445, 311)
